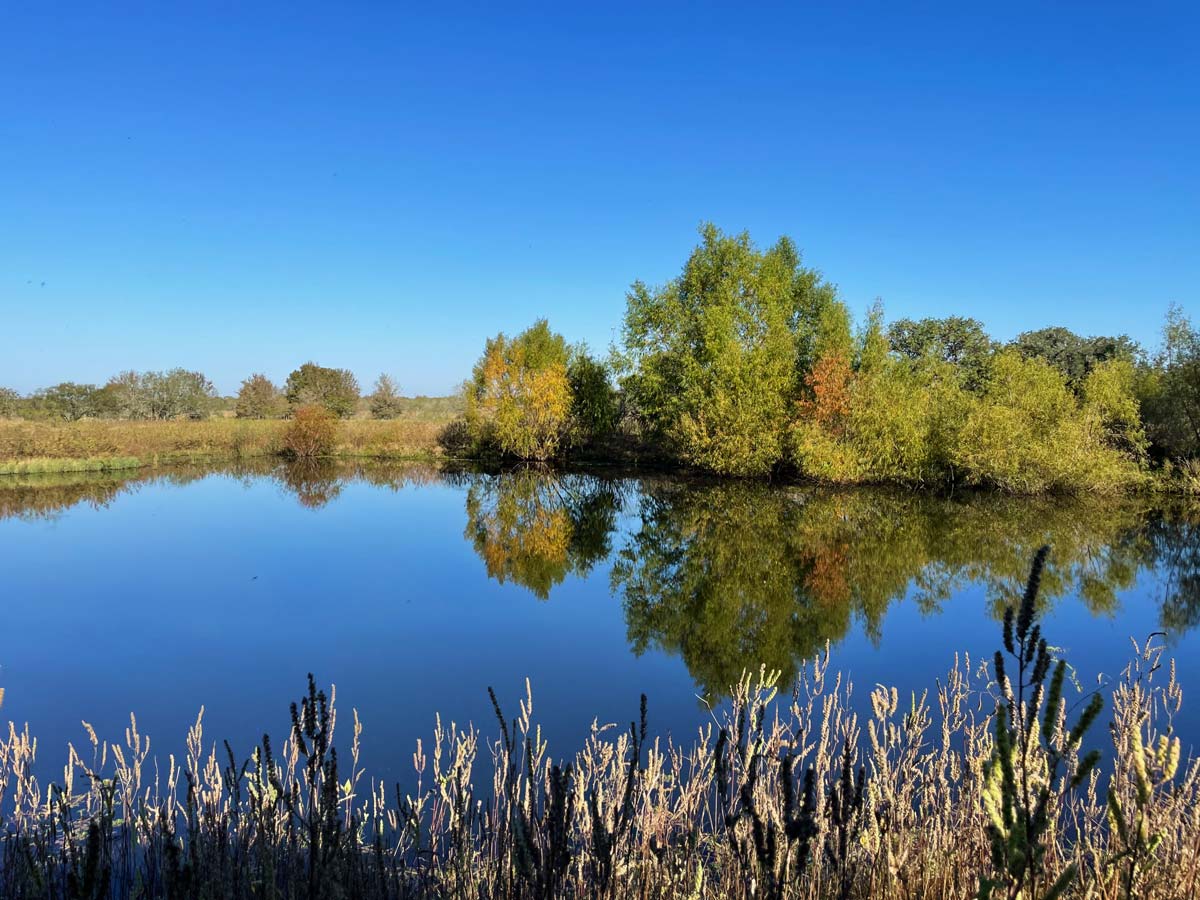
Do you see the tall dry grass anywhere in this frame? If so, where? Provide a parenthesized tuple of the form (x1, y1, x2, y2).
(0, 555, 1198, 898)
(0, 418, 451, 470)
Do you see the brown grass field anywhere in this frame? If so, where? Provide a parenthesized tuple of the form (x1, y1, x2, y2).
(0, 404, 461, 473)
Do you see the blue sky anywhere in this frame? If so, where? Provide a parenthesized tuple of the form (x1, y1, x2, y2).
(2, 2, 1197, 396)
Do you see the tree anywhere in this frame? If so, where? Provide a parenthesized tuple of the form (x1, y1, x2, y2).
(98, 369, 215, 419)
(953, 351, 1144, 493)
(0, 387, 21, 418)
(887, 316, 995, 388)
(236, 374, 285, 419)
(464, 319, 573, 460)
(34, 382, 100, 421)
(284, 363, 360, 418)
(369, 374, 405, 419)
(1139, 305, 1200, 459)
(1011, 326, 1139, 386)
(567, 348, 618, 445)
(146, 369, 216, 419)
(619, 224, 838, 476)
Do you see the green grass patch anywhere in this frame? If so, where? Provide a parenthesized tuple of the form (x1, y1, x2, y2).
(0, 456, 143, 476)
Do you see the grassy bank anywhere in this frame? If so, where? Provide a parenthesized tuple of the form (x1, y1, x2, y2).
(0, 559, 1197, 899)
(0, 456, 141, 476)
(0, 417, 451, 473)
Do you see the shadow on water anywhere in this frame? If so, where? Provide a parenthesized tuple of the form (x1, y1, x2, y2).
(4, 460, 1200, 700)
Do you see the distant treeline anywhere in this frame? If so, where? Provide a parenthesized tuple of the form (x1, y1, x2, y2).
(0, 365, 419, 422)
(5, 224, 1199, 492)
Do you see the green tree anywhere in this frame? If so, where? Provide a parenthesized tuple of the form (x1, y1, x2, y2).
(464, 319, 573, 460)
(33, 382, 100, 421)
(284, 362, 360, 418)
(0, 388, 18, 418)
(1011, 326, 1139, 387)
(235, 373, 285, 419)
(619, 224, 838, 476)
(368, 374, 405, 419)
(567, 348, 618, 445)
(887, 315, 995, 388)
(1140, 305, 1200, 459)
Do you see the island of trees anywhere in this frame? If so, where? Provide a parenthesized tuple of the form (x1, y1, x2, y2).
(4, 224, 1200, 493)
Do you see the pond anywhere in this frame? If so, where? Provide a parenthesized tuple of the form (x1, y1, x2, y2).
(2, 461, 1199, 782)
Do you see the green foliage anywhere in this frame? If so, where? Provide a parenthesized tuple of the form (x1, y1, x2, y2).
(566, 349, 618, 444)
(1082, 358, 1149, 460)
(32, 382, 101, 421)
(619, 223, 838, 475)
(1139, 305, 1200, 460)
(613, 227, 1159, 490)
(235, 373, 285, 419)
(1011, 326, 1139, 387)
(284, 362, 360, 418)
(464, 319, 573, 460)
(611, 482, 1151, 700)
(954, 351, 1145, 493)
(0, 388, 18, 418)
(0, 456, 141, 476)
(100, 369, 216, 420)
(369, 373, 404, 419)
(887, 315, 996, 388)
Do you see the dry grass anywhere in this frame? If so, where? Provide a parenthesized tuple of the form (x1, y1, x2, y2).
(0, 559, 1197, 899)
(0, 417, 455, 472)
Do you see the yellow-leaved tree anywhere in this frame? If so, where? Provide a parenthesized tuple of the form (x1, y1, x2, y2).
(464, 319, 573, 460)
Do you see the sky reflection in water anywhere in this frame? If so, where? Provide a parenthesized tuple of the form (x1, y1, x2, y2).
(2, 461, 1198, 782)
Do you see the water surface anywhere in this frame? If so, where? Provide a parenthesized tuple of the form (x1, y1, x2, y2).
(2, 461, 1198, 780)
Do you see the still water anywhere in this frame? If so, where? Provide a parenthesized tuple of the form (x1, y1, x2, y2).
(2, 461, 1198, 781)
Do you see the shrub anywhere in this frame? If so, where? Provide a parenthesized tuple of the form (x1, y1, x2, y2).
(281, 404, 339, 458)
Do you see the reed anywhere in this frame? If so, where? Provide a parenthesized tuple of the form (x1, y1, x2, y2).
(0, 553, 1197, 899)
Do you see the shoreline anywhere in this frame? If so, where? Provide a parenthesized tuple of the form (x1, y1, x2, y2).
(2, 417, 1198, 496)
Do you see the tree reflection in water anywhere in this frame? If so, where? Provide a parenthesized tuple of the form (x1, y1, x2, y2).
(5, 463, 1200, 699)
(462, 468, 622, 599)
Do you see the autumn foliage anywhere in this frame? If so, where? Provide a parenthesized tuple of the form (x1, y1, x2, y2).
(281, 404, 339, 458)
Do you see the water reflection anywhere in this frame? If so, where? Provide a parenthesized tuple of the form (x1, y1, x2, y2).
(613, 482, 1158, 697)
(463, 469, 623, 599)
(4, 462, 1199, 700)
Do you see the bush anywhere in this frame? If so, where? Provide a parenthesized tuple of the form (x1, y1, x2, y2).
(281, 405, 339, 458)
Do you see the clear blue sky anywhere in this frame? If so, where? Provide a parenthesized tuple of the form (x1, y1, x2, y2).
(2, 2, 1196, 396)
